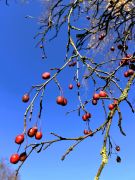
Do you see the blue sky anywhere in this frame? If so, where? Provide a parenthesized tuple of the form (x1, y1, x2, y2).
(0, 1, 135, 180)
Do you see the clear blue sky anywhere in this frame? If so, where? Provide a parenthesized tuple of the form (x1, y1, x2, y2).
(0, 1, 135, 180)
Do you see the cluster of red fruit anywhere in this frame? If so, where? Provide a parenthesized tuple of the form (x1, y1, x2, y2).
(56, 96, 67, 106)
(10, 126, 43, 164)
(68, 82, 81, 89)
(92, 90, 107, 105)
(27, 126, 42, 140)
(92, 91, 118, 111)
(119, 54, 135, 67)
(10, 134, 27, 164)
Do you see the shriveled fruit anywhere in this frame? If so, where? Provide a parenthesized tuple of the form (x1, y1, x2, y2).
(19, 152, 27, 161)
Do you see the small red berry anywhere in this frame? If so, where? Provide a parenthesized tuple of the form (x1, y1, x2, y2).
(99, 91, 107, 97)
(22, 94, 29, 103)
(124, 71, 129, 77)
(77, 82, 81, 87)
(99, 34, 105, 40)
(15, 134, 24, 144)
(27, 127, 37, 137)
(92, 99, 98, 105)
(113, 99, 118, 106)
(42, 72, 51, 79)
(56, 96, 64, 105)
(83, 129, 89, 135)
(69, 84, 73, 89)
(128, 69, 134, 76)
(82, 114, 88, 121)
(40, 45, 43, 49)
(115, 146, 120, 152)
(35, 131, 42, 140)
(10, 154, 19, 164)
(61, 98, 68, 106)
(108, 104, 115, 110)
(93, 93, 100, 100)
(110, 46, 115, 51)
(85, 113, 91, 119)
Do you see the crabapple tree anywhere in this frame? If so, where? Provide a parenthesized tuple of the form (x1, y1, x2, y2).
(5, 0, 135, 180)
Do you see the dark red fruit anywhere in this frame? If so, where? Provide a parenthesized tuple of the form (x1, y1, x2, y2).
(27, 127, 37, 137)
(68, 61, 76, 67)
(92, 99, 98, 105)
(116, 156, 121, 163)
(10, 154, 19, 164)
(61, 98, 68, 106)
(83, 130, 93, 136)
(15, 134, 24, 144)
(86, 113, 91, 119)
(88, 130, 93, 136)
(69, 84, 73, 89)
(108, 104, 115, 110)
(115, 146, 120, 152)
(42, 72, 50, 79)
(110, 46, 115, 51)
(93, 93, 100, 100)
(126, 54, 132, 58)
(35, 131, 42, 140)
(19, 152, 27, 161)
(99, 91, 107, 97)
(128, 69, 134, 76)
(99, 34, 105, 40)
(119, 59, 129, 66)
(117, 44, 123, 50)
(124, 71, 129, 77)
(22, 94, 29, 103)
(77, 82, 81, 87)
